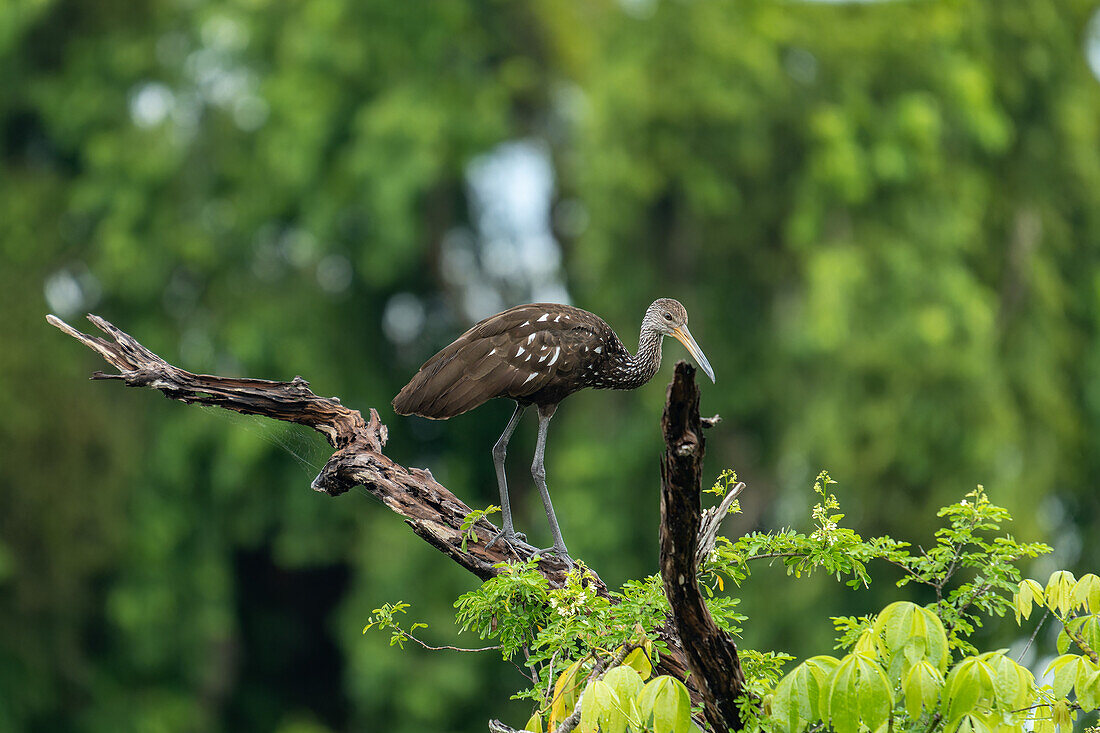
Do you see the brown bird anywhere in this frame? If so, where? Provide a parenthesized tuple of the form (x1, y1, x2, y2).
(393, 298, 715, 562)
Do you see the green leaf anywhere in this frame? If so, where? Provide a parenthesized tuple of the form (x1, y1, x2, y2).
(603, 665, 645, 707)
(986, 653, 1034, 711)
(945, 657, 995, 723)
(1078, 614, 1100, 653)
(1045, 571, 1077, 616)
(578, 681, 600, 733)
(523, 712, 543, 733)
(853, 628, 878, 656)
(1051, 700, 1074, 729)
(875, 601, 917, 658)
(1072, 574, 1100, 614)
(623, 647, 653, 680)
(550, 659, 586, 729)
(918, 606, 951, 673)
(1043, 654, 1084, 699)
(806, 656, 840, 716)
(826, 653, 891, 733)
(638, 676, 691, 733)
(874, 601, 948, 676)
(1015, 579, 1045, 623)
(772, 659, 821, 732)
(956, 713, 991, 733)
(1074, 657, 1100, 710)
(1034, 707, 1056, 733)
(1056, 627, 1071, 655)
(903, 661, 944, 719)
(855, 655, 893, 732)
(1058, 615, 1100, 657)
(636, 676, 664, 721)
(828, 656, 859, 733)
(592, 679, 626, 733)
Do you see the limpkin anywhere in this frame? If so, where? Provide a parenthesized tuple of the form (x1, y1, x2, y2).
(392, 298, 715, 562)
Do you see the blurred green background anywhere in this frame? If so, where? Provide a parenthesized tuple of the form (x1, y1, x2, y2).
(5, 0, 1100, 730)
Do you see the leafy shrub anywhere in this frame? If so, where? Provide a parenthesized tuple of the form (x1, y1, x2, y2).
(367, 473, 1100, 733)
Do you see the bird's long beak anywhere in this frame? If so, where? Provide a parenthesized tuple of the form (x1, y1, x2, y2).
(671, 326, 716, 383)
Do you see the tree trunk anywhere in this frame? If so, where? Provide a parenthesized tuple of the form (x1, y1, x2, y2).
(660, 361, 746, 732)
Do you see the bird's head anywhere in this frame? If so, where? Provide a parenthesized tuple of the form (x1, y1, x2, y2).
(645, 298, 716, 383)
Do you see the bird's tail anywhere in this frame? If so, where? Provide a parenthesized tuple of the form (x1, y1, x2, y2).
(392, 349, 477, 420)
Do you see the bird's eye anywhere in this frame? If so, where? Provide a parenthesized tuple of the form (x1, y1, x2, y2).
(663, 313, 673, 321)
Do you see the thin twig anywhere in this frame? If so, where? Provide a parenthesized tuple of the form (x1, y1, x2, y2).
(1017, 609, 1049, 663)
(403, 634, 502, 654)
(935, 515, 980, 601)
(1012, 700, 1082, 714)
(512, 658, 536, 684)
(944, 580, 994, 636)
(545, 649, 560, 704)
(521, 646, 537, 686)
(744, 552, 804, 562)
(882, 557, 931, 587)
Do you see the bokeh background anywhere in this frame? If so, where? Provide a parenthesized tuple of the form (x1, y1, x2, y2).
(5, 0, 1100, 730)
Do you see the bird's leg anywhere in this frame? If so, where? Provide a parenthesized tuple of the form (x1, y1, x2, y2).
(532, 404, 571, 563)
(486, 403, 527, 550)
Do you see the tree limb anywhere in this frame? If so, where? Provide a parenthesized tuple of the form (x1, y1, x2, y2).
(660, 360, 746, 732)
(47, 314, 700, 696)
(47, 313, 573, 584)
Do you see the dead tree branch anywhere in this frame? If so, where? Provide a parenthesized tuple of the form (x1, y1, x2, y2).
(696, 480, 746, 567)
(47, 313, 572, 584)
(660, 361, 746, 732)
(48, 314, 703, 696)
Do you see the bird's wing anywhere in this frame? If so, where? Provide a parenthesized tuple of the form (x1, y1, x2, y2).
(393, 304, 602, 419)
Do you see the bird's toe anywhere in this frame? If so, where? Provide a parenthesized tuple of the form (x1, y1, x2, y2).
(536, 546, 574, 567)
(485, 529, 536, 556)
(484, 529, 513, 549)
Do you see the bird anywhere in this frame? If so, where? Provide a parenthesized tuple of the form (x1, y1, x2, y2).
(392, 298, 715, 563)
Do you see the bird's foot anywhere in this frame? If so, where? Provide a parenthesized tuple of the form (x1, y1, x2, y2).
(535, 545, 574, 567)
(485, 528, 529, 553)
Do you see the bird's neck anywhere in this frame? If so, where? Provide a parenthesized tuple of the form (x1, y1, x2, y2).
(621, 326, 663, 389)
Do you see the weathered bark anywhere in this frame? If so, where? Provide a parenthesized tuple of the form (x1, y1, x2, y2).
(660, 361, 746, 732)
(47, 314, 701, 691)
(48, 313, 580, 584)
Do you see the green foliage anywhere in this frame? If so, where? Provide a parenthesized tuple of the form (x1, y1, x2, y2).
(368, 473, 1097, 733)
(705, 469, 741, 498)
(1007, 569, 1100, 724)
(460, 504, 501, 552)
(742, 481, 1089, 733)
(361, 601, 428, 650)
(704, 483, 1050, 659)
(753, 483, 1093, 733)
(454, 558, 552, 661)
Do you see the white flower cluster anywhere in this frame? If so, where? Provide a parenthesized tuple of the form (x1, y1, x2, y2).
(548, 573, 598, 618)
